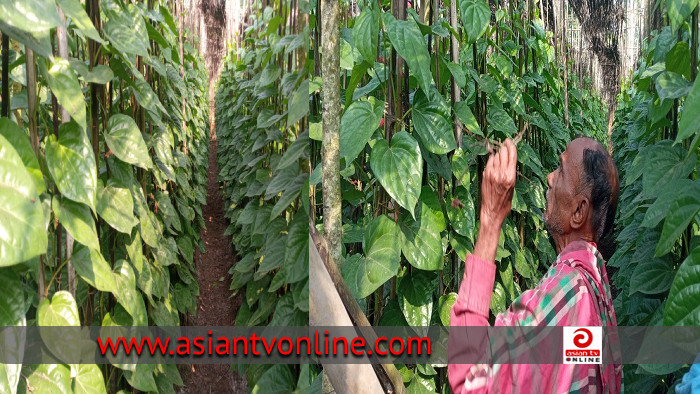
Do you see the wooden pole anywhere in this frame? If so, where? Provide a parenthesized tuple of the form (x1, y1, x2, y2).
(309, 237, 385, 394)
(310, 221, 407, 394)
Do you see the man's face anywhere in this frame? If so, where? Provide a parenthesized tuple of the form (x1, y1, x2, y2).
(544, 139, 590, 236)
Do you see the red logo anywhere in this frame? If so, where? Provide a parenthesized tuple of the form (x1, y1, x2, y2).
(573, 328, 593, 348)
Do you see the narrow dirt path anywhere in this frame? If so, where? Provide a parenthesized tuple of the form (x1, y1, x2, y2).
(178, 87, 247, 393)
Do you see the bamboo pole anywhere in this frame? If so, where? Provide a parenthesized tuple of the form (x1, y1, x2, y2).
(56, 7, 77, 298)
(1, 33, 8, 117)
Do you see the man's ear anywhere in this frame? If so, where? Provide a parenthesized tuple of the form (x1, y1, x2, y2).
(570, 196, 589, 230)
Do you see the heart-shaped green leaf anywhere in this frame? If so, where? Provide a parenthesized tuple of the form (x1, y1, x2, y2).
(0, 134, 47, 266)
(664, 246, 700, 325)
(72, 364, 107, 394)
(353, 5, 379, 64)
(340, 100, 382, 163)
(400, 188, 445, 271)
(399, 270, 436, 327)
(105, 114, 153, 169)
(412, 88, 457, 155)
(382, 13, 434, 96)
(97, 179, 138, 234)
(71, 244, 117, 293)
(370, 131, 423, 217)
(341, 215, 401, 298)
(45, 59, 87, 132)
(459, 0, 491, 43)
(38, 291, 80, 326)
(52, 195, 100, 251)
(45, 121, 97, 211)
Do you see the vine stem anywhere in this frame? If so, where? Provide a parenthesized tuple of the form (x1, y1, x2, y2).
(45, 255, 73, 298)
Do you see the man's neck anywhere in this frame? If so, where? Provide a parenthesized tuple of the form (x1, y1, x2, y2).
(553, 233, 595, 254)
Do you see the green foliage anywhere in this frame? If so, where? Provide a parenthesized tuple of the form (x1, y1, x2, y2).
(0, 0, 210, 392)
(610, 2, 700, 387)
(312, 0, 608, 391)
(214, 1, 310, 390)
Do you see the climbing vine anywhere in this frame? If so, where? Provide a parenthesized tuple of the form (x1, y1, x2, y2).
(0, 0, 209, 391)
(214, 0, 314, 390)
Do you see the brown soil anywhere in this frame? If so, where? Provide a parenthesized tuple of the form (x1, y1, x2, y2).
(178, 88, 247, 393)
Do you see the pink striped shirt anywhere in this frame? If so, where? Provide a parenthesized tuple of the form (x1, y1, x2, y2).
(449, 241, 622, 393)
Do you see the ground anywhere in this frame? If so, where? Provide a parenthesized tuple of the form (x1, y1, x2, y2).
(177, 99, 247, 392)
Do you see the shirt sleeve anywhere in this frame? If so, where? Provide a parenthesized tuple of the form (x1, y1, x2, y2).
(448, 254, 600, 394)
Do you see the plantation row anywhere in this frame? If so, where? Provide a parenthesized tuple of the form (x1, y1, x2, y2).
(311, 0, 699, 391)
(609, 3, 700, 389)
(0, 0, 209, 392)
(213, 1, 315, 391)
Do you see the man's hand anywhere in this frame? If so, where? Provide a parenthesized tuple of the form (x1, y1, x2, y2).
(472, 138, 517, 263)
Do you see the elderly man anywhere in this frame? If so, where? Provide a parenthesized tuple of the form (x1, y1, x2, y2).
(448, 137, 622, 393)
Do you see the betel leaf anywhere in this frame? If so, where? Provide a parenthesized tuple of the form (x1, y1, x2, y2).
(340, 100, 382, 163)
(676, 74, 700, 143)
(0, 134, 47, 266)
(459, 0, 491, 43)
(451, 148, 471, 185)
(251, 365, 295, 394)
(0, 117, 44, 193)
(629, 256, 675, 295)
(103, 4, 149, 57)
(37, 291, 80, 326)
(487, 106, 518, 137)
(276, 130, 309, 171)
(382, 13, 434, 96)
(57, 0, 106, 44)
(45, 58, 87, 132)
(97, 179, 138, 234)
(113, 260, 148, 326)
(446, 61, 467, 88)
(22, 364, 71, 394)
(71, 244, 117, 293)
(412, 88, 457, 154)
(664, 246, 700, 325)
(655, 194, 700, 256)
(0, 0, 62, 33)
(370, 131, 423, 217)
(400, 188, 444, 271)
(399, 269, 436, 327)
(642, 179, 697, 228)
(258, 63, 281, 87)
(454, 101, 482, 137)
(72, 364, 107, 394)
(655, 71, 691, 101)
(447, 186, 475, 240)
(284, 213, 308, 284)
(353, 5, 379, 64)
(105, 114, 153, 169)
(667, 0, 700, 33)
(287, 80, 309, 128)
(439, 292, 457, 326)
(52, 195, 100, 251)
(45, 121, 97, 211)
(665, 42, 691, 79)
(0, 269, 25, 394)
(341, 215, 401, 298)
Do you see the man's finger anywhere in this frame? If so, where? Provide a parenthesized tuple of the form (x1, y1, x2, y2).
(498, 142, 508, 172)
